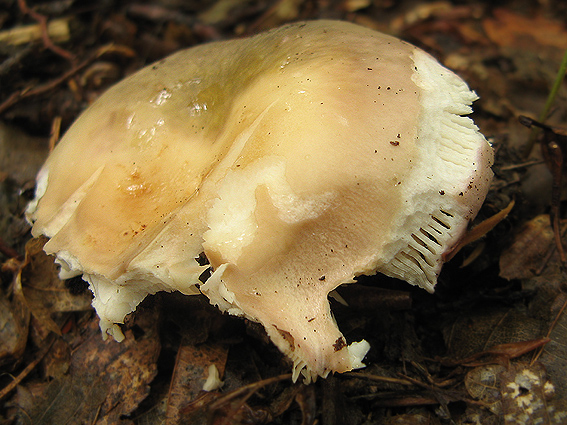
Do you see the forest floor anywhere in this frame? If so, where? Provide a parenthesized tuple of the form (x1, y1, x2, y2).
(1, 0, 567, 424)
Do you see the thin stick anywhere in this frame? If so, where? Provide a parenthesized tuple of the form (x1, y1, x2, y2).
(531, 297, 567, 366)
(0, 44, 118, 115)
(17, 0, 74, 61)
(0, 340, 54, 401)
(49, 116, 62, 152)
(346, 372, 415, 387)
(523, 48, 567, 157)
(0, 237, 21, 259)
(0, 58, 89, 115)
(499, 159, 544, 171)
(0, 18, 70, 46)
(547, 141, 566, 263)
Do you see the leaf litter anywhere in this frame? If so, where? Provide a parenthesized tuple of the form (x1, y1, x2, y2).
(2, 0, 567, 424)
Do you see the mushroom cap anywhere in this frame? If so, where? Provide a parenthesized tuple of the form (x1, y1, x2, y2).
(27, 20, 493, 382)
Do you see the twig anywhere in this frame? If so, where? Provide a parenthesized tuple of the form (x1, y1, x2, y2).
(535, 240, 559, 276)
(0, 44, 126, 116)
(531, 297, 567, 366)
(209, 373, 292, 408)
(0, 45, 33, 76)
(0, 17, 71, 47)
(547, 140, 566, 264)
(523, 48, 567, 157)
(520, 116, 567, 265)
(499, 159, 544, 171)
(346, 372, 415, 387)
(0, 237, 22, 260)
(17, 0, 75, 61)
(444, 200, 515, 262)
(200, 373, 292, 425)
(0, 339, 54, 401)
(368, 396, 440, 407)
(0, 57, 88, 115)
(49, 116, 62, 152)
(396, 373, 435, 391)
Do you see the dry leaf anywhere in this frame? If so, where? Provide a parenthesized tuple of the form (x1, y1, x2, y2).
(501, 363, 567, 425)
(500, 215, 566, 280)
(444, 305, 544, 361)
(13, 308, 160, 425)
(0, 122, 48, 185)
(465, 362, 567, 424)
(178, 374, 291, 425)
(483, 9, 567, 50)
(19, 237, 92, 337)
(0, 272, 30, 366)
(166, 341, 229, 424)
(382, 412, 442, 425)
(465, 364, 506, 414)
(444, 200, 514, 262)
(533, 287, 567, 402)
(41, 337, 71, 380)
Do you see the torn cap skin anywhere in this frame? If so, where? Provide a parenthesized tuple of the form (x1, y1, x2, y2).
(27, 20, 493, 383)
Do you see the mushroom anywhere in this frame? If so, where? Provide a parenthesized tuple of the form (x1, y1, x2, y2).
(27, 20, 493, 382)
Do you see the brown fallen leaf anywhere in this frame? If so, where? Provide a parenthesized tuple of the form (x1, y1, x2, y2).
(529, 284, 567, 401)
(12, 306, 160, 425)
(444, 305, 544, 362)
(501, 363, 567, 425)
(483, 8, 567, 50)
(519, 116, 567, 264)
(465, 364, 507, 414)
(41, 337, 70, 380)
(19, 237, 92, 338)
(443, 338, 551, 368)
(444, 200, 514, 262)
(294, 384, 316, 425)
(0, 339, 54, 403)
(382, 412, 442, 425)
(166, 340, 229, 424)
(0, 269, 30, 367)
(0, 121, 48, 185)
(179, 374, 291, 425)
(465, 361, 567, 423)
(500, 215, 567, 280)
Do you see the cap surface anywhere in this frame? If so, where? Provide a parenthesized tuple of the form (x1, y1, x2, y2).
(27, 20, 493, 381)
